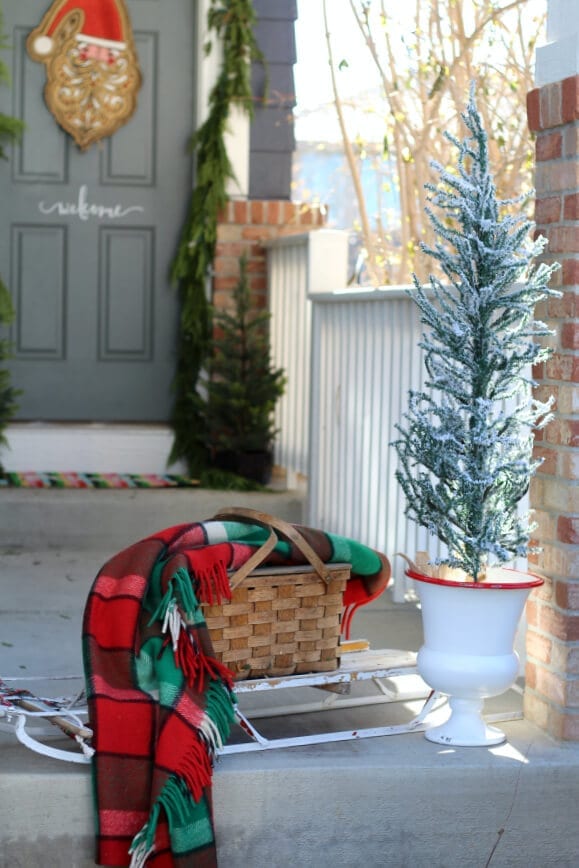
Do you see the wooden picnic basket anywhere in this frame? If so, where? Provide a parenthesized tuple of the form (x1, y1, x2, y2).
(202, 508, 350, 680)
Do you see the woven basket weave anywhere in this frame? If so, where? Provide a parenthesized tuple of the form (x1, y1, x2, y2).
(202, 508, 349, 680)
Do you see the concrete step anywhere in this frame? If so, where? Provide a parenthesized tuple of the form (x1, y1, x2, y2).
(2, 715, 579, 868)
(0, 487, 306, 551)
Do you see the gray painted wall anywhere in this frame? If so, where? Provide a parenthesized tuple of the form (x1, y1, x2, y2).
(250, 1, 297, 200)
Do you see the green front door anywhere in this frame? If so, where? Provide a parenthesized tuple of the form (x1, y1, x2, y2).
(0, 0, 194, 421)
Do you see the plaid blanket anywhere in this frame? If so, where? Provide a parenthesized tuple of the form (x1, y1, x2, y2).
(82, 518, 391, 867)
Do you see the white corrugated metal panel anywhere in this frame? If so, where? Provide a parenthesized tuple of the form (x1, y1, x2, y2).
(266, 231, 349, 486)
(307, 288, 444, 602)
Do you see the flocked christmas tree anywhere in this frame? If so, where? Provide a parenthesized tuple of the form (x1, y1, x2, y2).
(0, 9, 24, 468)
(392, 85, 560, 581)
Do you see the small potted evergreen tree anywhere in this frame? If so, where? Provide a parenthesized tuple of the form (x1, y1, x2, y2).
(392, 86, 560, 746)
(200, 254, 286, 485)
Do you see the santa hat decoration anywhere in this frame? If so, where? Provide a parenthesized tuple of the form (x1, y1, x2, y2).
(28, 0, 128, 58)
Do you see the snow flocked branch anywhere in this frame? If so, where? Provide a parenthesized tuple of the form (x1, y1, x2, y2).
(392, 84, 560, 581)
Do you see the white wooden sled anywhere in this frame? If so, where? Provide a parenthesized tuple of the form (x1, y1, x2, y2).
(0, 643, 523, 761)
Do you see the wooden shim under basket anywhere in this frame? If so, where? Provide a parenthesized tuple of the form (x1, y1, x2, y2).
(202, 563, 350, 680)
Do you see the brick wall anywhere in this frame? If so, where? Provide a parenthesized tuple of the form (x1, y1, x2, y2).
(213, 199, 325, 311)
(526, 77, 579, 740)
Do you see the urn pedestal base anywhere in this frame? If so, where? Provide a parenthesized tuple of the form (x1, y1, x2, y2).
(425, 697, 506, 746)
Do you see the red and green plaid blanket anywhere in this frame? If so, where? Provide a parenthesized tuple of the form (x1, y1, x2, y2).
(83, 518, 390, 867)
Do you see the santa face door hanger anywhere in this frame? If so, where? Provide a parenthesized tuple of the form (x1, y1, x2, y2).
(27, 0, 142, 150)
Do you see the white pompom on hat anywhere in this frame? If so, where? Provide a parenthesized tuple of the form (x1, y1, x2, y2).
(31, 34, 54, 56)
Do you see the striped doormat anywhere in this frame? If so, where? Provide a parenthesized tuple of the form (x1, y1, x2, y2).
(0, 471, 200, 489)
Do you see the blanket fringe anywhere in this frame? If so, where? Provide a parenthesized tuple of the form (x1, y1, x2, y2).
(179, 735, 213, 803)
(176, 628, 235, 693)
(192, 560, 231, 606)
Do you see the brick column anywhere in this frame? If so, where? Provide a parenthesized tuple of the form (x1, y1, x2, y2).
(525, 78, 579, 740)
(213, 199, 325, 311)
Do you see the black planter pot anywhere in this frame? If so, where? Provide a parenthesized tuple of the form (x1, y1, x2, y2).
(215, 450, 273, 485)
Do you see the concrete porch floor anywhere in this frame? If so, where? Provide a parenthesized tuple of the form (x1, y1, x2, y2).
(1, 488, 579, 867)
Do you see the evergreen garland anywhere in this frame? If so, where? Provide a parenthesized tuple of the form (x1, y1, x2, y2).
(0, 7, 24, 468)
(170, 0, 262, 475)
(392, 86, 560, 581)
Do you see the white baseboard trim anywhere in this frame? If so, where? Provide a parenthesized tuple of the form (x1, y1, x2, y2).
(2, 423, 187, 474)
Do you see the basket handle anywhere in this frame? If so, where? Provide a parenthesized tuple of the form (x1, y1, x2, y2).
(212, 507, 332, 589)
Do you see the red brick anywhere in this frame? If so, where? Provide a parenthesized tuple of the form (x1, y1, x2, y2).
(564, 124, 579, 158)
(545, 418, 579, 447)
(536, 196, 562, 223)
(536, 132, 563, 162)
(532, 509, 557, 542)
(558, 450, 579, 480)
(561, 260, 579, 286)
(549, 290, 579, 318)
(561, 321, 579, 349)
(281, 201, 298, 224)
(566, 647, 579, 675)
(215, 242, 246, 259)
(562, 418, 579, 449)
(248, 275, 267, 292)
(539, 606, 579, 641)
(527, 87, 541, 132)
(526, 629, 552, 665)
(526, 598, 539, 628)
(526, 660, 538, 689)
(555, 580, 579, 609)
(524, 690, 550, 729)
(212, 276, 239, 292)
(266, 200, 281, 224)
(216, 224, 243, 243)
(241, 226, 275, 241)
(246, 257, 266, 274)
(211, 290, 233, 312)
(536, 667, 568, 705)
(565, 193, 579, 221)
(534, 383, 558, 409)
(534, 444, 558, 475)
(232, 199, 249, 224)
(539, 703, 579, 741)
(559, 382, 579, 415)
(545, 226, 579, 254)
(213, 256, 240, 276)
(568, 679, 579, 708)
(562, 75, 579, 124)
(543, 418, 562, 446)
(559, 712, 579, 739)
(541, 82, 563, 129)
(250, 200, 265, 224)
(297, 206, 316, 226)
(546, 353, 579, 382)
(558, 516, 579, 545)
(532, 361, 545, 382)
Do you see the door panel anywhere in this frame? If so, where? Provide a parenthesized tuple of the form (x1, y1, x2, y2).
(0, 1, 194, 421)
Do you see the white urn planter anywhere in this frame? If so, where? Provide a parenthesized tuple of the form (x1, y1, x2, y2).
(407, 567, 543, 747)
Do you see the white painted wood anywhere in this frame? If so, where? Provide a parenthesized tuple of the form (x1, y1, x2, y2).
(266, 230, 349, 486)
(535, 0, 579, 86)
(3, 423, 186, 474)
(307, 287, 440, 602)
